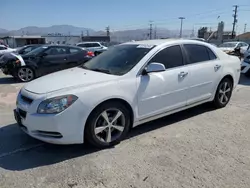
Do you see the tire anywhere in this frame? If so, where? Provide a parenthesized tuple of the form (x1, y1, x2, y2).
(85, 101, 131, 148)
(213, 78, 233, 108)
(17, 66, 35, 82)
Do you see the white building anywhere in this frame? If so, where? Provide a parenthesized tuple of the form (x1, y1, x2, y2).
(0, 35, 46, 48)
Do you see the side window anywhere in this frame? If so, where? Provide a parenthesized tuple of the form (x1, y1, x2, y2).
(184, 44, 210, 64)
(69, 47, 81, 54)
(77, 43, 87, 48)
(0, 46, 7, 50)
(93, 43, 100, 47)
(149, 45, 184, 69)
(44, 47, 69, 55)
(23, 47, 33, 53)
(206, 48, 217, 60)
(242, 43, 248, 47)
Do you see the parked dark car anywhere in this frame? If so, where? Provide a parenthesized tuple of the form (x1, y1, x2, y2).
(0, 45, 94, 82)
(15, 44, 43, 55)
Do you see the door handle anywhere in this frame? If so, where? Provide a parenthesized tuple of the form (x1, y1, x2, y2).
(214, 64, 221, 71)
(178, 71, 188, 78)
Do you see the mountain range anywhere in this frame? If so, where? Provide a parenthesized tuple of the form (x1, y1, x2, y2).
(0, 25, 194, 42)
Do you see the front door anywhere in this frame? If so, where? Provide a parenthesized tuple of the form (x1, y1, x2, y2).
(183, 44, 222, 105)
(38, 46, 69, 75)
(137, 45, 189, 119)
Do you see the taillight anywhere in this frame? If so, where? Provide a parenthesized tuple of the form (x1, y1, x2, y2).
(86, 51, 94, 57)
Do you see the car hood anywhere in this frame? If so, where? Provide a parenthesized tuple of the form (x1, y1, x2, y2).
(24, 67, 118, 94)
(219, 47, 234, 51)
(21, 54, 36, 60)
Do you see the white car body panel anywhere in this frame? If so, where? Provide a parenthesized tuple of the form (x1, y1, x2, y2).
(0, 45, 16, 55)
(137, 66, 188, 119)
(15, 39, 241, 144)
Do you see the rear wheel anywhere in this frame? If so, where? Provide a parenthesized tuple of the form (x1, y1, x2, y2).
(213, 78, 233, 108)
(85, 101, 131, 148)
(17, 67, 35, 82)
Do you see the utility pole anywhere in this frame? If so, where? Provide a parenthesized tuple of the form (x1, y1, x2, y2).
(149, 21, 153, 40)
(231, 5, 238, 39)
(81, 31, 83, 42)
(106, 26, 110, 37)
(179, 17, 185, 38)
(191, 25, 195, 38)
(244, 24, 247, 33)
(154, 25, 157, 39)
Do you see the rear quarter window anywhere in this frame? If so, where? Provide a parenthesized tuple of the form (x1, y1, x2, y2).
(184, 44, 217, 64)
(70, 47, 82, 54)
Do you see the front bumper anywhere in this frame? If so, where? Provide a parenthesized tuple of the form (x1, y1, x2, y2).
(14, 89, 88, 144)
(241, 61, 250, 74)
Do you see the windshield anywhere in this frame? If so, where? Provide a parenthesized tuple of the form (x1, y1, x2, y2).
(82, 44, 154, 75)
(219, 42, 238, 48)
(25, 46, 47, 56)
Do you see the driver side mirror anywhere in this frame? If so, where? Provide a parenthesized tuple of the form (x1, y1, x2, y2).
(143, 62, 166, 75)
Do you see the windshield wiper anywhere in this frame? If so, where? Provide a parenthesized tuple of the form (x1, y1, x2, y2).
(81, 65, 90, 69)
(90, 68, 111, 74)
(80, 65, 111, 74)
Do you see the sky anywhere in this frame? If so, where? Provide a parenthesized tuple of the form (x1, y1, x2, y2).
(1, 0, 250, 33)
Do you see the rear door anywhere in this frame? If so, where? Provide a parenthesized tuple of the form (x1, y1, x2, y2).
(87, 43, 102, 52)
(67, 47, 86, 68)
(183, 44, 221, 105)
(39, 46, 69, 75)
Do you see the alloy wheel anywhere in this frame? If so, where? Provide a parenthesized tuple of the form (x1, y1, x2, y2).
(18, 67, 34, 82)
(94, 108, 126, 143)
(218, 81, 232, 105)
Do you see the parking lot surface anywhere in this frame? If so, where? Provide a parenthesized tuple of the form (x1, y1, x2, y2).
(1, 72, 250, 188)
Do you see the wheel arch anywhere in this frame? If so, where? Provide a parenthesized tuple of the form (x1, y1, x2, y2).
(85, 98, 135, 133)
(212, 74, 234, 100)
(221, 74, 234, 86)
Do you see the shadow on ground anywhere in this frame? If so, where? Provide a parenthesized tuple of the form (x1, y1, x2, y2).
(0, 76, 19, 85)
(238, 74, 250, 86)
(0, 103, 214, 171)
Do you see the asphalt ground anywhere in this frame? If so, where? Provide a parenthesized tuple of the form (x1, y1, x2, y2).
(0, 71, 250, 188)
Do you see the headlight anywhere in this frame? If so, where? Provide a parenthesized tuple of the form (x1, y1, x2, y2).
(37, 95, 78, 114)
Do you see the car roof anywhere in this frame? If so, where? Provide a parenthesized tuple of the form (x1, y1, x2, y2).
(42, 44, 82, 49)
(123, 38, 213, 47)
(0, 45, 6, 47)
(124, 39, 179, 46)
(77, 42, 100, 44)
(222, 42, 238, 44)
(25, 44, 43, 47)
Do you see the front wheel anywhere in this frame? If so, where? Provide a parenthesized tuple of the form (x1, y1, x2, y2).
(213, 78, 233, 108)
(85, 101, 131, 148)
(17, 67, 35, 82)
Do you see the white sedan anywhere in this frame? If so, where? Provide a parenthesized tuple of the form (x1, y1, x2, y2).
(0, 45, 16, 56)
(14, 39, 241, 148)
(218, 41, 249, 55)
